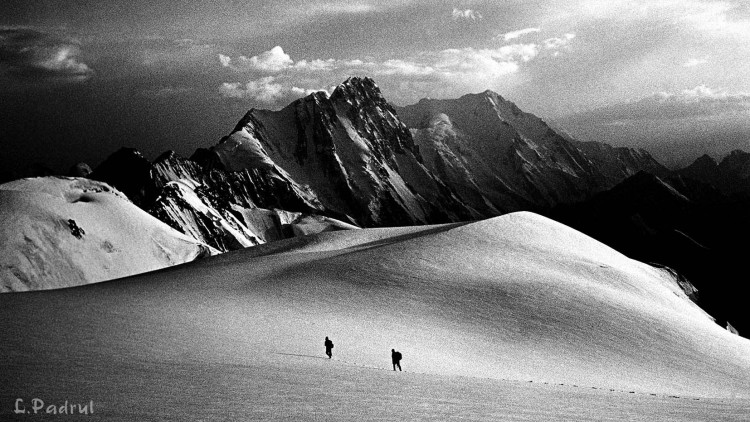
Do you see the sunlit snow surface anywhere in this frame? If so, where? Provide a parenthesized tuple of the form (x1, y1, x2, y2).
(2, 212, 750, 420)
(0, 177, 211, 291)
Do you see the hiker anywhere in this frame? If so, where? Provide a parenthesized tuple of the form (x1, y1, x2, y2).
(324, 337, 334, 359)
(391, 349, 402, 371)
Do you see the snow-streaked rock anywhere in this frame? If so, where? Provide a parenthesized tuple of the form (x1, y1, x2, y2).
(227, 77, 473, 227)
(149, 149, 344, 252)
(398, 91, 666, 211)
(0, 177, 213, 291)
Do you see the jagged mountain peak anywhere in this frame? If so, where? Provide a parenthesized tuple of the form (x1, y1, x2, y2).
(682, 154, 720, 175)
(213, 77, 475, 226)
(154, 150, 180, 164)
(694, 153, 719, 166)
(473, 88, 510, 105)
(332, 76, 382, 101)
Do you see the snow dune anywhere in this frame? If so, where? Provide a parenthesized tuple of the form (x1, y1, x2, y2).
(2, 212, 750, 419)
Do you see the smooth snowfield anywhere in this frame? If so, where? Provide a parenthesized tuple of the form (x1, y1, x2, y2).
(2, 212, 750, 420)
(0, 177, 211, 292)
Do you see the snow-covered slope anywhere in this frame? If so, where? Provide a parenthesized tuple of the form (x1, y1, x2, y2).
(0, 177, 213, 291)
(2, 212, 748, 419)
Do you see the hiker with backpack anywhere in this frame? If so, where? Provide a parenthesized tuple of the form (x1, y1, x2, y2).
(391, 349, 402, 371)
(324, 337, 334, 358)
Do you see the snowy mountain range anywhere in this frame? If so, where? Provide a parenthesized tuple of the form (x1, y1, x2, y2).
(0, 77, 688, 292)
(89, 77, 665, 247)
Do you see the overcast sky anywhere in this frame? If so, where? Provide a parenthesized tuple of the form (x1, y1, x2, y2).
(2, 0, 749, 172)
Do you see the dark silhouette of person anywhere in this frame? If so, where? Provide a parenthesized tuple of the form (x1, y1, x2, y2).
(324, 337, 334, 359)
(391, 349, 402, 371)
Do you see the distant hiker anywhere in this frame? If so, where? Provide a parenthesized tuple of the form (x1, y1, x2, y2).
(391, 349, 402, 371)
(324, 337, 334, 359)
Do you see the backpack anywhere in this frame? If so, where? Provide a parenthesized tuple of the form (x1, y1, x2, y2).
(394, 352, 402, 361)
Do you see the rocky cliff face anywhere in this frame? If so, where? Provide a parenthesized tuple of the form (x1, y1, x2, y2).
(229, 77, 473, 226)
(90, 146, 348, 253)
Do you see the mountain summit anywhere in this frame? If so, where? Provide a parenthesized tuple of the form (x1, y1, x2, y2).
(398, 90, 666, 212)
(218, 77, 473, 226)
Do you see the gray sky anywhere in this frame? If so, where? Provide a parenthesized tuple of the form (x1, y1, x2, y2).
(2, 0, 750, 172)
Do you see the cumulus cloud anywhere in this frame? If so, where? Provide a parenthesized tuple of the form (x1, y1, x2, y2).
(220, 43, 540, 78)
(219, 46, 294, 72)
(216, 38, 577, 106)
(219, 76, 328, 103)
(219, 77, 285, 102)
(452, 8, 482, 22)
(0, 27, 93, 81)
(500, 27, 541, 42)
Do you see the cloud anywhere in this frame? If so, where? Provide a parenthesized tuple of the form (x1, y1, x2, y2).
(543, 33, 576, 49)
(452, 8, 482, 22)
(556, 82, 750, 167)
(219, 77, 284, 102)
(291, 86, 330, 96)
(683, 57, 708, 67)
(220, 46, 294, 72)
(302, 2, 375, 15)
(219, 42, 541, 78)
(371, 59, 436, 76)
(678, 1, 750, 39)
(0, 27, 92, 81)
(216, 37, 580, 106)
(500, 27, 541, 42)
(219, 76, 328, 103)
(565, 85, 750, 123)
